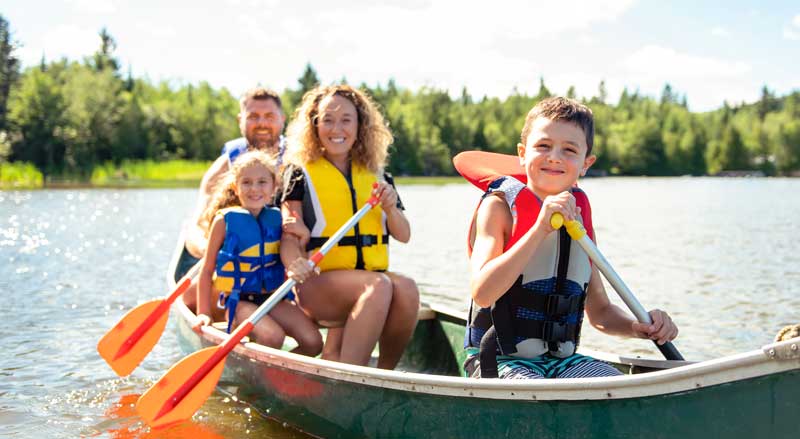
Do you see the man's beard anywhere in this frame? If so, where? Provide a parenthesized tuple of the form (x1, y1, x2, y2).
(246, 132, 278, 152)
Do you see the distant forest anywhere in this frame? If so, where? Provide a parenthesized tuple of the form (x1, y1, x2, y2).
(1, 17, 799, 181)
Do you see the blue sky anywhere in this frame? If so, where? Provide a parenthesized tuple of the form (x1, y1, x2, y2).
(4, 0, 799, 111)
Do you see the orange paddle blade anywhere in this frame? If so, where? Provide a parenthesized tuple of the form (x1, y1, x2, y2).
(453, 151, 526, 190)
(136, 346, 226, 429)
(97, 299, 170, 377)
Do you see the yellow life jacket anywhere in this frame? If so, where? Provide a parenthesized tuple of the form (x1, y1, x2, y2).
(302, 158, 388, 272)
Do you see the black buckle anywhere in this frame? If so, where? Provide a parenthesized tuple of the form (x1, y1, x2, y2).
(544, 295, 568, 316)
(542, 321, 568, 342)
(360, 235, 378, 246)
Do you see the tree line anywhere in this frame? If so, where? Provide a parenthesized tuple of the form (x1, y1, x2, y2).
(1, 18, 798, 182)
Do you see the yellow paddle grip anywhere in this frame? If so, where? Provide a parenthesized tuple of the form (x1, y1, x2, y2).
(550, 213, 586, 241)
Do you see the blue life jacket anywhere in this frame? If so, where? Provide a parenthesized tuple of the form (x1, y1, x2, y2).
(214, 206, 285, 332)
(221, 136, 286, 167)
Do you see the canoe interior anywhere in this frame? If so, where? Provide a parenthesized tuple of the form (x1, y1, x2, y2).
(171, 244, 675, 376)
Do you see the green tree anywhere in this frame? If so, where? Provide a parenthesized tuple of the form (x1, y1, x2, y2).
(706, 124, 750, 174)
(0, 14, 21, 130)
(89, 28, 120, 74)
(7, 68, 67, 181)
(535, 77, 551, 100)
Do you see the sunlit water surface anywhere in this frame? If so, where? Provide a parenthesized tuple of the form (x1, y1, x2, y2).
(1, 178, 798, 437)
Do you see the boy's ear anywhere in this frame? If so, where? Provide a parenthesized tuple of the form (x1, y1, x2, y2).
(517, 143, 525, 164)
(581, 154, 597, 176)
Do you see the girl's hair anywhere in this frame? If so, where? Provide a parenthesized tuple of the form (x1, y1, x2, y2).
(285, 84, 392, 174)
(199, 150, 278, 235)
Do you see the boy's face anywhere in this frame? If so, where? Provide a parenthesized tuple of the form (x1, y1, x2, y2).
(517, 117, 596, 198)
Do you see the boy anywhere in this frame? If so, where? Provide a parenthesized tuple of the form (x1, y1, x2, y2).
(463, 97, 678, 379)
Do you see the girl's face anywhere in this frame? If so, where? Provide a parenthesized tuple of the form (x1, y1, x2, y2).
(316, 94, 358, 161)
(233, 164, 275, 214)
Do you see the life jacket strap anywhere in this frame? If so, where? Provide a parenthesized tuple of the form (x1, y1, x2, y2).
(306, 234, 389, 251)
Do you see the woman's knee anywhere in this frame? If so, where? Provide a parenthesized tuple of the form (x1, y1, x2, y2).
(258, 330, 286, 349)
(366, 273, 393, 306)
(297, 330, 324, 356)
(392, 276, 420, 314)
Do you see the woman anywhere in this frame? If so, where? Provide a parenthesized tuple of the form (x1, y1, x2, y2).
(280, 85, 419, 367)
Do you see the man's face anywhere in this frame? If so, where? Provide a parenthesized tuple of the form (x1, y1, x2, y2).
(238, 98, 285, 152)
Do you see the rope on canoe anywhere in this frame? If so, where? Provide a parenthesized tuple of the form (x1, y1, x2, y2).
(775, 324, 800, 342)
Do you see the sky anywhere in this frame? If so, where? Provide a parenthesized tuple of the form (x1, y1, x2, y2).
(4, 0, 799, 112)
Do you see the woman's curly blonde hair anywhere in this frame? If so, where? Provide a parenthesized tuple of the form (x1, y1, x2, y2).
(199, 150, 279, 235)
(284, 85, 393, 174)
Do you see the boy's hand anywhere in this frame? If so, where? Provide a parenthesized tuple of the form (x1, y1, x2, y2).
(286, 257, 317, 284)
(632, 309, 679, 345)
(192, 313, 212, 332)
(373, 182, 399, 212)
(536, 191, 580, 232)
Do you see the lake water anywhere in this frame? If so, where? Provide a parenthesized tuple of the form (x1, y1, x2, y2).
(2, 178, 799, 438)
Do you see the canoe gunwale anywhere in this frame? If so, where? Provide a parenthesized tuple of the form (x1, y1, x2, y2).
(173, 297, 800, 401)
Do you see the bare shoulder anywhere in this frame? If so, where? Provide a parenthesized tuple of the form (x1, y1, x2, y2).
(475, 194, 512, 234)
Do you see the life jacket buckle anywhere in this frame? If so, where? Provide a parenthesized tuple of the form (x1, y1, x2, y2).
(542, 321, 569, 343)
(545, 294, 580, 316)
(360, 234, 378, 246)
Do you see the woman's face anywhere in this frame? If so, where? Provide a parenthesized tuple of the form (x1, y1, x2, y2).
(316, 94, 358, 161)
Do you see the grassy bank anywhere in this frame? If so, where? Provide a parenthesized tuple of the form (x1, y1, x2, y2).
(90, 160, 213, 187)
(0, 162, 44, 189)
(0, 160, 466, 189)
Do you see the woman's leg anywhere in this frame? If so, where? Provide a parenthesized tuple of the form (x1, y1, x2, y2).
(321, 327, 343, 362)
(295, 270, 392, 366)
(268, 300, 324, 357)
(377, 272, 420, 369)
(232, 301, 286, 349)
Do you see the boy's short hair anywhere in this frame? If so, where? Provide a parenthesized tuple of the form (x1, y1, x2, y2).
(520, 97, 594, 155)
(240, 87, 283, 112)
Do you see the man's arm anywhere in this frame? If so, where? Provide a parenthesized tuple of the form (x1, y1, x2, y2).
(185, 155, 229, 258)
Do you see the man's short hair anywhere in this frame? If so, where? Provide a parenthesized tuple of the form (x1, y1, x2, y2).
(521, 97, 594, 155)
(240, 87, 283, 112)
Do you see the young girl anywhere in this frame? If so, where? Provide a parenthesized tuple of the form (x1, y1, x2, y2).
(280, 85, 420, 368)
(194, 150, 323, 356)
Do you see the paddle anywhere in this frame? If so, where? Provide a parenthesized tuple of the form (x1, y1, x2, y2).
(136, 190, 381, 429)
(551, 213, 685, 361)
(98, 261, 202, 377)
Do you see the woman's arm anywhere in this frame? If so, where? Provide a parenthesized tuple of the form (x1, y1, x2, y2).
(374, 181, 410, 243)
(281, 200, 316, 282)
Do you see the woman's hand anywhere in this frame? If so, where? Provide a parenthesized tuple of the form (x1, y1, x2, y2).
(373, 181, 399, 212)
(631, 309, 679, 345)
(283, 211, 310, 246)
(286, 257, 317, 284)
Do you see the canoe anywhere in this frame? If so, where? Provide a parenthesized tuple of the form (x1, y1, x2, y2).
(167, 241, 800, 438)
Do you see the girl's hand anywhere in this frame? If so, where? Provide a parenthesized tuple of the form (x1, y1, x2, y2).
(535, 191, 579, 233)
(192, 313, 212, 332)
(373, 182, 399, 212)
(286, 257, 316, 284)
(632, 310, 679, 345)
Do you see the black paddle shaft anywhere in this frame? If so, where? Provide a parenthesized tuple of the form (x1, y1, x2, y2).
(657, 341, 684, 361)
